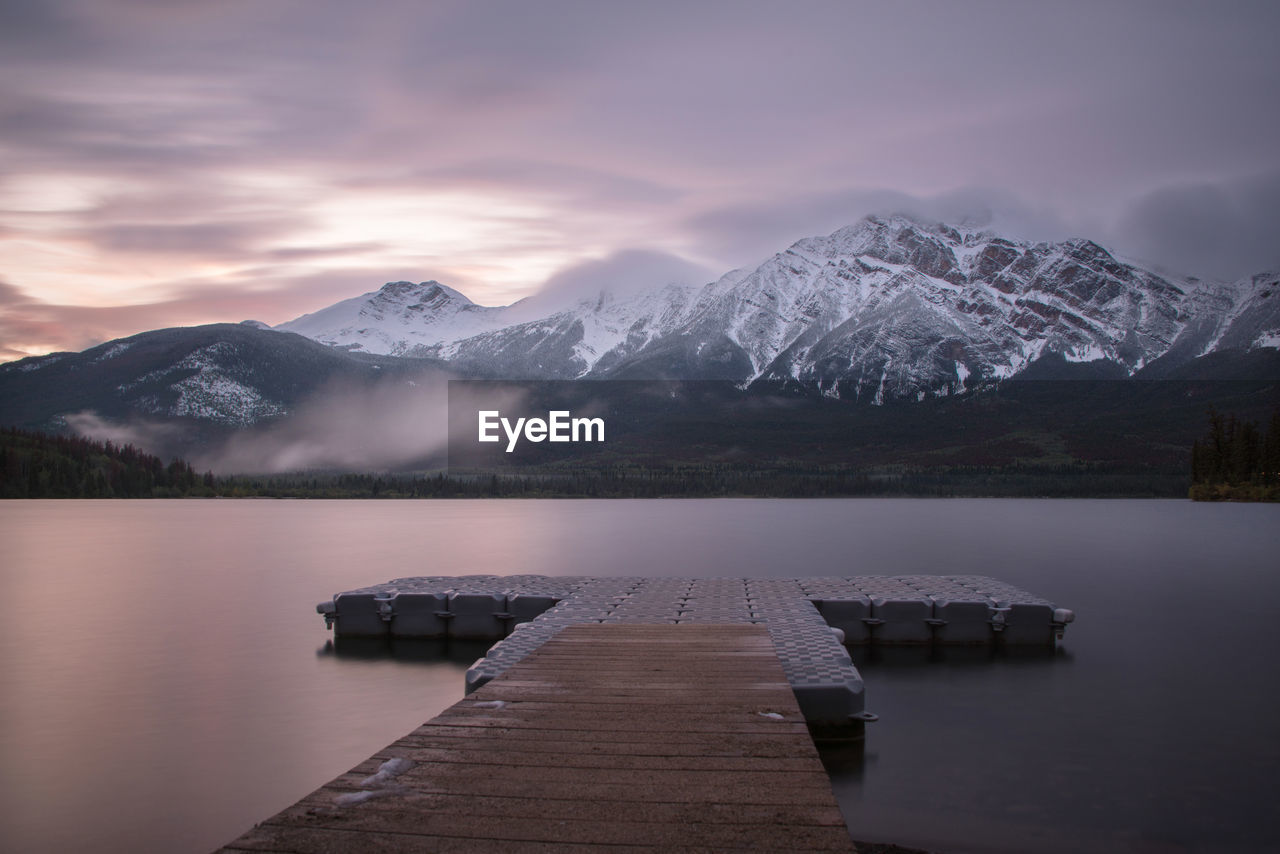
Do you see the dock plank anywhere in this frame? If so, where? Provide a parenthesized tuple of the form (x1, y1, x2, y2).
(217, 623, 856, 853)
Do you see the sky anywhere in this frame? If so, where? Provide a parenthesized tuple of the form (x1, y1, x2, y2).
(2, 0, 1279, 361)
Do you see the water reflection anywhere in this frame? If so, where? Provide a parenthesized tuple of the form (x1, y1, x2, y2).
(817, 734, 871, 777)
(851, 643, 1073, 669)
(819, 644, 1070, 781)
(318, 636, 495, 665)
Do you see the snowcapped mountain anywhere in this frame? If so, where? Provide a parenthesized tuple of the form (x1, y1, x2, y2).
(278, 215, 1280, 401)
(278, 280, 505, 356)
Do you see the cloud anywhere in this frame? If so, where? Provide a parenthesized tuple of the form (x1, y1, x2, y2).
(200, 368, 539, 475)
(61, 367, 491, 475)
(195, 371, 457, 474)
(264, 242, 391, 261)
(526, 249, 717, 312)
(1112, 172, 1280, 280)
(367, 159, 681, 209)
(0, 279, 27, 304)
(62, 410, 185, 454)
(77, 218, 305, 257)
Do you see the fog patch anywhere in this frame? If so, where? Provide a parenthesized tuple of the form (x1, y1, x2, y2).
(194, 370, 467, 475)
(63, 411, 186, 456)
(518, 249, 715, 316)
(59, 370, 536, 476)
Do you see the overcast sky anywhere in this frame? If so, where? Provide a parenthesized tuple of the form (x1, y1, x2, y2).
(2, 0, 1279, 360)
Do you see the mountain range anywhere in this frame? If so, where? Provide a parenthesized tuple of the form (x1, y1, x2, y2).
(278, 215, 1280, 401)
(2, 214, 1278, 470)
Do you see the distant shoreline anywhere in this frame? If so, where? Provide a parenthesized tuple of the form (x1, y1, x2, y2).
(8, 465, 1192, 500)
(14, 423, 1273, 500)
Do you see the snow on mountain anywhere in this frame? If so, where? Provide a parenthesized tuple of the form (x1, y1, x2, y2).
(732, 217, 1197, 400)
(1206, 272, 1280, 354)
(116, 341, 287, 426)
(278, 216, 1280, 401)
(407, 282, 700, 378)
(0, 323, 445, 433)
(277, 280, 505, 356)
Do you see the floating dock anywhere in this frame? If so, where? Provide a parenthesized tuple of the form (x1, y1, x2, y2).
(316, 575, 1074, 729)
(219, 575, 1073, 851)
(219, 623, 856, 852)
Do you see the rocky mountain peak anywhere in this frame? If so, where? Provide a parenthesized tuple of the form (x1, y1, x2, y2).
(373, 280, 474, 306)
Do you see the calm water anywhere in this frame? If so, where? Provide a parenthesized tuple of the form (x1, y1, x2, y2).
(0, 499, 1277, 853)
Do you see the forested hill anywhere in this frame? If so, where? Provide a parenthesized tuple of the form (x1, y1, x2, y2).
(0, 428, 214, 498)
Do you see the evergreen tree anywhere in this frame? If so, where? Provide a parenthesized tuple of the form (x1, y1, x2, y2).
(1263, 411, 1280, 484)
(1189, 407, 1280, 500)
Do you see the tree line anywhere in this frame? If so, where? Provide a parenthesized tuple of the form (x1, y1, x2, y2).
(1189, 408, 1280, 501)
(0, 428, 215, 498)
(3, 426, 1191, 499)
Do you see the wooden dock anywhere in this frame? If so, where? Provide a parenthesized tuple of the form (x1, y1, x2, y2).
(219, 623, 857, 852)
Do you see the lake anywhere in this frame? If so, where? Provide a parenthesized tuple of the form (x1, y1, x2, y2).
(1, 499, 1276, 853)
